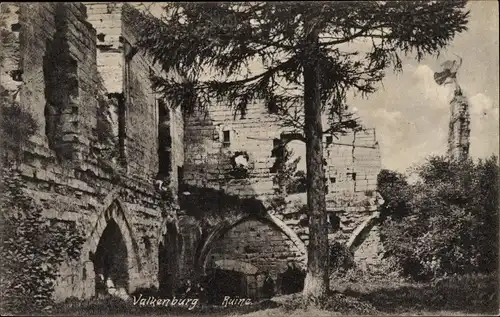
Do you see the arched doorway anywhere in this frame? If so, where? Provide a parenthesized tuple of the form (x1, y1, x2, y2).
(199, 214, 307, 300)
(198, 213, 307, 274)
(158, 223, 179, 296)
(93, 219, 129, 296)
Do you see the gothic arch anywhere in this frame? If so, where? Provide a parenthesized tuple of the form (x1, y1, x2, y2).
(196, 201, 307, 273)
(86, 193, 141, 293)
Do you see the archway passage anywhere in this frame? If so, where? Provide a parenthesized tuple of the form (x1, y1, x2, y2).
(158, 223, 179, 296)
(203, 217, 305, 299)
(93, 219, 129, 297)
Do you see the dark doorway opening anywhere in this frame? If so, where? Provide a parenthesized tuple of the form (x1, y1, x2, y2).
(206, 269, 246, 304)
(94, 219, 129, 297)
(158, 223, 179, 296)
(279, 263, 305, 295)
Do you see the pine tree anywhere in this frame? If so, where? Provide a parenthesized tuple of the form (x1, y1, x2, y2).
(130, 1, 469, 301)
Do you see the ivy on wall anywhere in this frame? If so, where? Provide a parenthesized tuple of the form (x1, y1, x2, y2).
(0, 63, 85, 314)
(0, 168, 86, 314)
(0, 85, 37, 163)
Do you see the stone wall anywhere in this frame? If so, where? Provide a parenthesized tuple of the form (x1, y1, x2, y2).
(0, 3, 22, 95)
(207, 217, 304, 273)
(122, 5, 185, 195)
(184, 101, 279, 197)
(1, 2, 178, 301)
(84, 2, 185, 190)
(2, 2, 386, 303)
(84, 3, 123, 94)
(353, 225, 386, 274)
(324, 129, 380, 197)
(183, 99, 383, 261)
(206, 218, 305, 298)
(183, 102, 381, 200)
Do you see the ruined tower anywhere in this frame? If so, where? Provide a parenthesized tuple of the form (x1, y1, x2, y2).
(434, 57, 470, 162)
(447, 86, 471, 161)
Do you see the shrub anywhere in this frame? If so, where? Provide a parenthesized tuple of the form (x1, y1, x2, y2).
(328, 242, 355, 274)
(377, 169, 412, 220)
(272, 146, 301, 196)
(379, 156, 499, 281)
(287, 170, 307, 194)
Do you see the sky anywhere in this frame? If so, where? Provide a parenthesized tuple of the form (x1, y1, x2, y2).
(141, 1, 499, 174)
(344, 1, 499, 173)
(292, 1, 499, 173)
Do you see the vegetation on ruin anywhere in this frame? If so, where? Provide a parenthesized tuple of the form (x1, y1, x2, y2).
(378, 155, 499, 281)
(328, 241, 355, 276)
(0, 86, 37, 163)
(0, 17, 36, 163)
(0, 81, 85, 314)
(131, 1, 469, 302)
(0, 168, 86, 315)
(272, 146, 302, 197)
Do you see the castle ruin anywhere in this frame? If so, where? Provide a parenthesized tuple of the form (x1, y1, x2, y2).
(1, 2, 384, 302)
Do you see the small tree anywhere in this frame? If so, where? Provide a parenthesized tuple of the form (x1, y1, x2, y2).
(131, 1, 469, 299)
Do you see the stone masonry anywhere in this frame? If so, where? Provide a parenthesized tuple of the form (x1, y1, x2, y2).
(1, 2, 385, 302)
(447, 86, 471, 162)
(1, 2, 182, 301)
(181, 100, 385, 284)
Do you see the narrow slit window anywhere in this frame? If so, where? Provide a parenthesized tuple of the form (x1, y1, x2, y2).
(157, 99, 171, 178)
(223, 130, 230, 147)
(177, 165, 184, 191)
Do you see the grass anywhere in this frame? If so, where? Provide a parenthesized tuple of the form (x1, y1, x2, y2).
(333, 273, 499, 315)
(46, 273, 498, 316)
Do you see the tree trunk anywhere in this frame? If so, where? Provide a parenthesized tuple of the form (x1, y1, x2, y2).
(302, 25, 329, 300)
